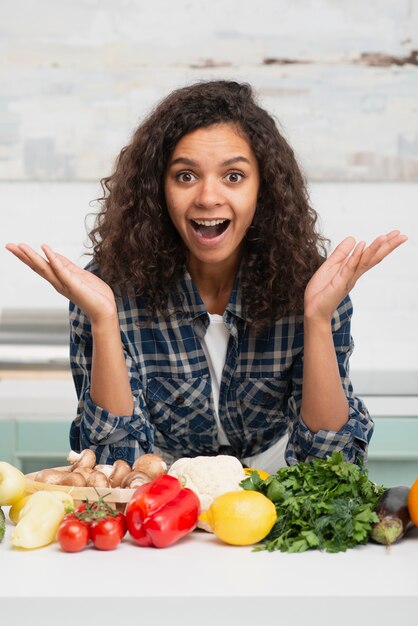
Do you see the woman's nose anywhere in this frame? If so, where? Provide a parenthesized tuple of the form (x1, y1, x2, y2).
(194, 178, 224, 209)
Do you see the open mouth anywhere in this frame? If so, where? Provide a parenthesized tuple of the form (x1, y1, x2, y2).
(190, 218, 231, 239)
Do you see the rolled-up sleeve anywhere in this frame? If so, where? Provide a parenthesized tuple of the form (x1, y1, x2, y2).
(69, 301, 154, 465)
(285, 295, 374, 467)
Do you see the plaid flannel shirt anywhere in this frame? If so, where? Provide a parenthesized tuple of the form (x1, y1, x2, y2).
(69, 264, 373, 467)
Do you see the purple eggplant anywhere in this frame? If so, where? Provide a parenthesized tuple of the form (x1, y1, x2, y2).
(371, 486, 414, 545)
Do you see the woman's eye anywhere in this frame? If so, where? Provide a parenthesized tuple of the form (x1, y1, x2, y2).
(225, 172, 244, 183)
(176, 172, 196, 183)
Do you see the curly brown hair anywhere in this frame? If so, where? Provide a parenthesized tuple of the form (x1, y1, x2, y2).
(88, 80, 328, 329)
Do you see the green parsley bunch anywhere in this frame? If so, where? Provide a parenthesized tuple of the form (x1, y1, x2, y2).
(241, 451, 384, 553)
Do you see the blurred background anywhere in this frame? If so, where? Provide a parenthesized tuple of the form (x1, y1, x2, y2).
(0, 0, 417, 484)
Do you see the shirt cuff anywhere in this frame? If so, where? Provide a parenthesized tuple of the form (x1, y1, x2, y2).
(80, 387, 154, 452)
(287, 403, 372, 466)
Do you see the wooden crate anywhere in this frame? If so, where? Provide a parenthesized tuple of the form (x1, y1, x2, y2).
(25, 466, 136, 511)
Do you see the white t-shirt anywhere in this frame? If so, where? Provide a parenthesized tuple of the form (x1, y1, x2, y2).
(200, 313, 287, 474)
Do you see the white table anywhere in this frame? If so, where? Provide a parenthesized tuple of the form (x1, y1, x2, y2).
(1, 509, 417, 626)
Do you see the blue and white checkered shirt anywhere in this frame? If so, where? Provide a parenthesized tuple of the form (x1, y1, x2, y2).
(69, 265, 373, 467)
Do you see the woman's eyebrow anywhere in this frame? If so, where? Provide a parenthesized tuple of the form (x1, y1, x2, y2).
(169, 156, 251, 167)
(222, 156, 251, 166)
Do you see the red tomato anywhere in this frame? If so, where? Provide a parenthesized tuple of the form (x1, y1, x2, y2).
(90, 517, 123, 551)
(74, 502, 98, 516)
(115, 512, 127, 538)
(63, 512, 89, 527)
(57, 518, 89, 553)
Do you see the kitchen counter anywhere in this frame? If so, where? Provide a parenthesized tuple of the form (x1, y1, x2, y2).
(1, 510, 417, 626)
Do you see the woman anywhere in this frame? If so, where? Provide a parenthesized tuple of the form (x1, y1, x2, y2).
(6, 80, 407, 472)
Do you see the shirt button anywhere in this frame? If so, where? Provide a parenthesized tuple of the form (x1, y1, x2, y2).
(114, 448, 127, 460)
(263, 392, 273, 402)
(175, 395, 185, 406)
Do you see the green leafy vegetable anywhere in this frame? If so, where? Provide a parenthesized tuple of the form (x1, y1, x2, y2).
(241, 452, 384, 553)
(0, 507, 5, 542)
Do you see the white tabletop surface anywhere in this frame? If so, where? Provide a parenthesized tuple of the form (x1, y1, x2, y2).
(1, 508, 418, 626)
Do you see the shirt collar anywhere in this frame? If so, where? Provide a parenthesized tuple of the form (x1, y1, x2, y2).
(174, 268, 247, 322)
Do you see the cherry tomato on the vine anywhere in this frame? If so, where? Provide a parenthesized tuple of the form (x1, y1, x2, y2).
(74, 502, 98, 516)
(58, 498, 126, 552)
(63, 511, 89, 527)
(90, 517, 124, 550)
(74, 503, 87, 514)
(57, 518, 89, 553)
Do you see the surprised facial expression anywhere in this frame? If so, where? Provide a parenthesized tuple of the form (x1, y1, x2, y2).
(164, 123, 260, 272)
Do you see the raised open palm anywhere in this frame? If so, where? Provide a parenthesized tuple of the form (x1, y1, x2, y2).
(304, 230, 408, 322)
(6, 243, 117, 325)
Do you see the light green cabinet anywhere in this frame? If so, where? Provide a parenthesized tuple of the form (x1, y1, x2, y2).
(1, 416, 417, 486)
(0, 420, 68, 473)
(0, 421, 15, 464)
(367, 416, 418, 487)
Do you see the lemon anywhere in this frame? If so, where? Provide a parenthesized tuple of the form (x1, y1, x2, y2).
(199, 490, 277, 546)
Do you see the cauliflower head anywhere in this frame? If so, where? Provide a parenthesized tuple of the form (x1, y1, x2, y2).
(168, 455, 246, 515)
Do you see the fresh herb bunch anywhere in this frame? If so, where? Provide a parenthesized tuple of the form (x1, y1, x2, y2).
(241, 452, 385, 553)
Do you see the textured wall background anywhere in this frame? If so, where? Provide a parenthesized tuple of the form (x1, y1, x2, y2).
(1, 0, 417, 372)
(2, 0, 418, 181)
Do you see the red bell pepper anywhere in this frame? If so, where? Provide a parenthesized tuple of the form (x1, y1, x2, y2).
(125, 474, 200, 548)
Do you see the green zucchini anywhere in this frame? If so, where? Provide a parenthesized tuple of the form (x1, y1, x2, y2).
(0, 507, 5, 542)
(371, 486, 413, 545)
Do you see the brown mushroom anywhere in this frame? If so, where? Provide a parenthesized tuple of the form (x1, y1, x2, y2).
(61, 472, 87, 487)
(86, 470, 110, 488)
(109, 460, 132, 488)
(72, 467, 94, 481)
(121, 470, 151, 489)
(132, 454, 167, 480)
(35, 469, 67, 485)
(94, 464, 114, 478)
(67, 449, 97, 471)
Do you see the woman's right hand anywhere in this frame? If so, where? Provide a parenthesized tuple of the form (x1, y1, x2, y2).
(5, 243, 118, 325)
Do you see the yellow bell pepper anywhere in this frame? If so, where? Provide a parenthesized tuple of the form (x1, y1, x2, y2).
(47, 490, 75, 509)
(0, 461, 26, 506)
(9, 495, 31, 525)
(244, 467, 270, 481)
(10, 490, 73, 549)
(9, 490, 73, 525)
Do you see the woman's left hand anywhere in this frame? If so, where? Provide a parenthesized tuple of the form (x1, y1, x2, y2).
(304, 230, 408, 322)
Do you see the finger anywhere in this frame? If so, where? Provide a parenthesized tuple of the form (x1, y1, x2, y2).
(41, 244, 63, 266)
(17, 243, 53, 272)
(14, 243, 65, 292)
(41, 245, 78, 272)
(42, 244, 80, 276)
(335, 241, 366, 291)
(365, 230, 405, 259)
(328, 236, 357, 265)
(41, 244, 75, 289)
(52, 252, 75, 268)
(6, 243, 54, 278)
(6, 243, 39, 271)
(366, 231, 395, 255)
(41, 245, 86, 296)
(341, 240, 366, 274)
(384, 229, 402, 240)
(369, 233, 408, 264)
(362, 233, 407, 267)
(352, 233, 408, 282)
